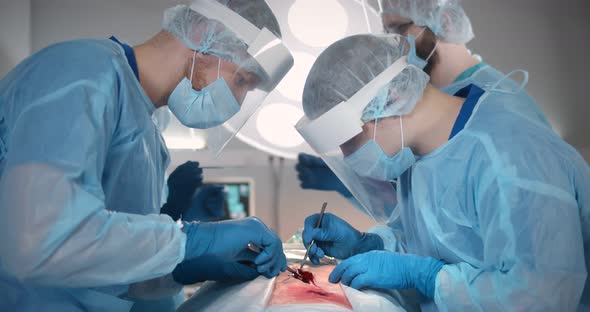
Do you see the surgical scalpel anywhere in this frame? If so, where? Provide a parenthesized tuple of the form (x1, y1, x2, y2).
(247, 242, 315, 285)
(299, 202, 327, 270)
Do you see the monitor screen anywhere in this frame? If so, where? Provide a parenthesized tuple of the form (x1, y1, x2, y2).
(220, 182, 250, 219)
(195, 181, 253, 222)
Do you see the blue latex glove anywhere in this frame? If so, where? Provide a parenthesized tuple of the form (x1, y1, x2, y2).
(183, 185, 226, 222)
(302, 213, 383, 264)
(172, 256, 259, 285)
(296, 153, 352, 198)
(161, 161, 203, 221)
(329, 251, 445, 299)
(173, 217, 287, 284)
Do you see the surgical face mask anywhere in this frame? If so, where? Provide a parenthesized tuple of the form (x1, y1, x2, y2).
(168, 51, 240, 129)
(407, 27, 438, 70)
(344, 117, 416, 181)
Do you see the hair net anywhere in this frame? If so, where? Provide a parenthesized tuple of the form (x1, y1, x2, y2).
(162, 0, 281, 79)
(368, 0, 474, 44)
(302, 34, 429, 123)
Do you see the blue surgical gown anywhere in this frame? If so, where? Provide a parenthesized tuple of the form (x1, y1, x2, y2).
(0, 39, 186, 311)
(370, 84, 590, 310)
(110, 36, 184, 312)
(440, 62, 551, 128)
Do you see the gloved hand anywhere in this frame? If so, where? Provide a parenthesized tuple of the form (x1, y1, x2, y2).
(296, 153, 352, 198)
(182, 185, 226, 222)
(172, 256, 258, 285)
(329, 250, 445, 299)
(161, 161, 203, 221)
(174, 217, 287, 284)
(302, 213, 383, 264)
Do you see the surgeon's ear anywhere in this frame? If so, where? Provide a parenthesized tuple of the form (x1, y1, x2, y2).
(188, 52, 214, 91)
(195, 53, 220, 72)
(195, 53, 218, 67)
(185, 52, 213, 73)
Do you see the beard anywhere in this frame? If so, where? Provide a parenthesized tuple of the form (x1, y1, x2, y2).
(415, 28, 439, 75)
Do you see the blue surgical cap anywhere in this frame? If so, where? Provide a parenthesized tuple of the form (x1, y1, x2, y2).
(302, 34, 429, 123)
(162, 0, 281, 79)
(368, 0, 474, 44)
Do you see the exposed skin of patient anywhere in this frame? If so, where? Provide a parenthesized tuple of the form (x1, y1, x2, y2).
(268, 265, 352, 310)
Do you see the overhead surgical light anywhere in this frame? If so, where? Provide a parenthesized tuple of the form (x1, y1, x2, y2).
(276, 52, 316, 101)
(256, 103, 305, 148)
(288, 0, 349, 48)
(163, 0, 381, 159)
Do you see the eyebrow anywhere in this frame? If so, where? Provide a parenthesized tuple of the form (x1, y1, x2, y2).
(238, 71, 261, 84)
(382, 14, 413, 25)
(386, 21, 411, 28)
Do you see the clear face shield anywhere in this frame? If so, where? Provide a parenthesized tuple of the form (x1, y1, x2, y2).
(189, 0, 294, 157)
(296, 57, 410, 224)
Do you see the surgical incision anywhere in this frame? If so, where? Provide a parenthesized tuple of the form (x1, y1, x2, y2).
(295, 268, 315, 285)
(268, 265, 352, 310)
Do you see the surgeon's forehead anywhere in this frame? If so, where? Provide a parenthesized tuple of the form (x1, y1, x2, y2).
(382, 13, 412, 26)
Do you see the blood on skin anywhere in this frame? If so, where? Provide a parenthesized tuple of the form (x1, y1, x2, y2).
(268, 265, 352, 310)
(296, 268, 316, 286)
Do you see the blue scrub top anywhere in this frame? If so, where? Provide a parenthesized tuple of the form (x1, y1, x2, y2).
(110, 36, 140, 81)
(452, 62, 487, 84)
(449, 84, 484, 140)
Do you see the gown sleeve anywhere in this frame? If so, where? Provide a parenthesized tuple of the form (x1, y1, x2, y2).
(0, 75, 186, 288)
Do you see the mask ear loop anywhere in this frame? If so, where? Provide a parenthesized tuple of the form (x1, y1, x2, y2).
(183, 50, 197, 96)
(373, 118, 378, 141)
(400, 116, 405, 148)
(414, 26, 439, 63)
(392, 116, 406, 184)
(415, 27, 426, 40)
(217, 58, 221, 80)
(425, 40, 439, 62)
(190, 51, 196, 84)
(487, 69, 530, 94)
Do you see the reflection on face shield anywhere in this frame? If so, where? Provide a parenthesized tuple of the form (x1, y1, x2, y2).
(340, 125, 373, 157)
(382, 14, 414, 35)
(192, 55, 262, 105)
(162, 0, 294, 158)
(228, 69, 261, 104)
(296, 36, 422, 223)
